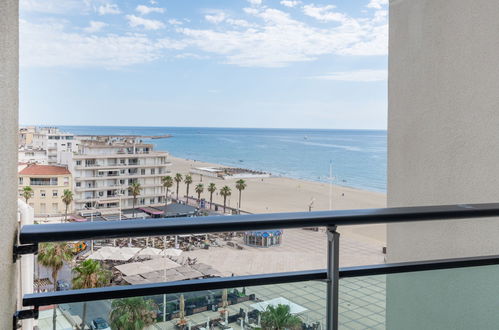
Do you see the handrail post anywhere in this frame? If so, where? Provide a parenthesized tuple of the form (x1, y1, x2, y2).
(326, 226, 339, 330)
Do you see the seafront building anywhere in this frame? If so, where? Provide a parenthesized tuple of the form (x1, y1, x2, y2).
(61, 136, 171, 214)
(18, 126, 79, 165)
(18, 164, 72, 217)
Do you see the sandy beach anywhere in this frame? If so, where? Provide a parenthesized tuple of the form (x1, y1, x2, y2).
(166, 155, 387, 275)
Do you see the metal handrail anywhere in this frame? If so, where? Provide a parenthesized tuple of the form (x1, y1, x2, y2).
(19, 203, 499, 244)
(22, 254, 499, 308)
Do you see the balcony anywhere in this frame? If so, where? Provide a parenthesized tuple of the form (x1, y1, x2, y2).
(14, 203, 499, 329)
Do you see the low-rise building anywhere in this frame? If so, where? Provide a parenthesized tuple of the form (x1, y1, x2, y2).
(19, 126, 79, 164)
(18, 164, 73, 217)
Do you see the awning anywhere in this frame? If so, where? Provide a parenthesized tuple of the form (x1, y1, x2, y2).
(139, 207, 164, 215)
(250, 297, 307, 314)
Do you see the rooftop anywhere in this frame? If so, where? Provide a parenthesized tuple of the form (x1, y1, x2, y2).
(19, 164, 71, 176)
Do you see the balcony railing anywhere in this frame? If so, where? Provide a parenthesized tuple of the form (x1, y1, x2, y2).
(14, 203, 499, 329)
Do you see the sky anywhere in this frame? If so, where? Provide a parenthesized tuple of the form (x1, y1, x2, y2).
(20, 0, 388, 129)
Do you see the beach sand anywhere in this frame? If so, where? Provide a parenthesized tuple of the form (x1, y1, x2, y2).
(167, 156, 387, 274)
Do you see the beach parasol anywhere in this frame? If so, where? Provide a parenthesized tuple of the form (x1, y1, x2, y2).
(179, 294, 185, 321)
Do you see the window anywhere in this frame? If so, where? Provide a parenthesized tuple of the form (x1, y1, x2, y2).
(50, 177, 58, 185)
(151, 169, 155, 175)
(52, 203, 58, 213)
(40, 203, 46, 213)
(139, 198, 145, 205)
(119, 179, 125, 185)
(120, 169, 125, 174)
(76, 182, 81, 187)
(150, 198, 155, 204)
(141, 169, 146, 175)
(19, 177, 23, 185)
(52, 190, 58, 197)
(63, 177, 69, 186)
(76, 160, 81, 166)
(40, 190, 46, 197)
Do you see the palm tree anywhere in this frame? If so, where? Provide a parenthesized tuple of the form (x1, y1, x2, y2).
(129, 182, 142, 218)
(260, 304, 302, 330)
(184, 174, 193, 203)
(207, 183, 216, 210)
(235, 179, 247, 213)
(38, 242, 74, 330)
(161, 175, 173, 208)
(61, 189, 73, 222)
(109, 297, 157, 330)
(174, 173, 183, 201)
(22, 186, 33, 204)
(220, 186, 231, 213)
(195, 184, 204, 202)
(72, 259, 111, 329)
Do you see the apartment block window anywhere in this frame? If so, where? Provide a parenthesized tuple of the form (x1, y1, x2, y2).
(139, 198, 145, 205)
(141, 169, 146, 175)
(119, 179, 125, 185)
(120, 170, 125, 174)
(151, 169, 155, 175)
(40, 190, 46, 197)
(76, 182, 81, 187)
(150, 198, 155, 204)
(120, 159, 126, 164)
(52, 190, 58, 197)
(50, 177, 58, 185)
(19, 177, 23, 185)
(76, 160, 82, 166)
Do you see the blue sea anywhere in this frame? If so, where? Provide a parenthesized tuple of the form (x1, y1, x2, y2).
(60, 126, 387, 193)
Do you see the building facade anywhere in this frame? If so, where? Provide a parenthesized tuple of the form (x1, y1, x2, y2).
(62, 136, 171, 215)
(18, 164, 73, 217)
(19, 126, 79, 164)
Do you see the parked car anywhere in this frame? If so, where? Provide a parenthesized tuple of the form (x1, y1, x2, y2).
(55, 280, 70, 291)
(91, 318, 111, 330)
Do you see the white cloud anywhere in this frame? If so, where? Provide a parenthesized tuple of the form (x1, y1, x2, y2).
(20, 0, 91, 14)
(20, 19, 184, 68)
(312, 69, 387, 82)
(177, 6, 387, 67)
(126, 15, 165, 30)
(83, 21, 108, 33)
(98, 3, 121, 15)
(367, 0, 388, 9)
(280, 0, 300, 8)
(205, 12, 227, 24)
(247, 0, 263, 6)
(136, 5, 165, 15)
(302, 4, 348, 23)
(168, 19, 183, 25)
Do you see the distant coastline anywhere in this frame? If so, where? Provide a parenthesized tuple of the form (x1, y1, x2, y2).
(60, 125, 388, 193)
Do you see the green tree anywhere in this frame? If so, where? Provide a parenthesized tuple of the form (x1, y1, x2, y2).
(235, 179, 247, 213)
(129, 182, 142, 218)
(38, 243, 74, 330)
(61, 189, 73, 222)
(161, 175, 174, 208)
(109, 297, 157, 330)
(174, 173, 183, 201)
(184, 174, 193, 203)
(22, 186, 33, 204)
(220, 186, 231, 213)
(195, 183, 204, 202)
(260, 304, 302, 330)
(207, 183, 216, 210)
(72, 259, 111, 329)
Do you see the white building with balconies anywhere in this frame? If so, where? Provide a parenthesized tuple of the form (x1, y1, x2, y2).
(61, 136, 171, 215)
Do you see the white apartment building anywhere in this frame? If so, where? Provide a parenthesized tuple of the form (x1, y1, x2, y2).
(62, 136, 171, 215)
(19, 127, 79, 164)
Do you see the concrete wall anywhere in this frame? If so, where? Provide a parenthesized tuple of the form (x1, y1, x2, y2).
(0, 0, 18, 327)
(387, 1, 499, 328)
(387, 0, 499, 262)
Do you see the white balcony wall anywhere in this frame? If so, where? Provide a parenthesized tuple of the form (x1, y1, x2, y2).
(0, 0, 18, 325)
(387, 0, 499, 328)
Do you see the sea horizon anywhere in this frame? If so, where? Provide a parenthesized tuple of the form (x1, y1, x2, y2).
(56, 125, 388, 193)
